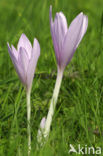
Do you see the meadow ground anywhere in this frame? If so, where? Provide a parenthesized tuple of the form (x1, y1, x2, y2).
(0, 0, 103, 155)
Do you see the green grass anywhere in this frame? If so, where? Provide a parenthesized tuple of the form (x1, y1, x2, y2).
(0, 0, 103, 155)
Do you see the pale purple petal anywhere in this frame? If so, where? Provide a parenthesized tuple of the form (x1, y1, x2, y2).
(18, 47, 29, 85)
(11, 45, 18, 60)
(50, 6, 68, 67)
(7, 43, 17, 62)
(27, 38, 40, 89)
(17, 33, 32, 59)
(58, 12, 68, 38)
(76, 15, 88, 48)
(7, 43, 25, 84)
(62, 12, 84, 67)
(54, 13, 68, 65)
(50, 6, 60, 65)
(54, 13, 67, 55)
(14, 62, 26, 85)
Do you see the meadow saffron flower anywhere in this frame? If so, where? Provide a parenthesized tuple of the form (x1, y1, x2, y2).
(40, 6, 88, 141)
(7, 33, 40, 91)
(37, 117, 46, 146)
(50, 6, 88, 70)
(7, 33, 40, 155)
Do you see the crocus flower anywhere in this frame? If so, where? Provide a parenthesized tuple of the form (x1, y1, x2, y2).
(37, 117, 46, 145)
(50, 6, 88, 70)
(40, 6, 88, 141)
(7, 33, 40, 155)
(7, 33, 40, 91)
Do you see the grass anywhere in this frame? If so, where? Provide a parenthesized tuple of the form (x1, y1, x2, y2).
(0, 0, 103, 155)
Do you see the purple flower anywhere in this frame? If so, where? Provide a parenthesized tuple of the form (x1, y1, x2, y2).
(7, 33, 40, 90)
(39, 117, 46, 129)
(37, 117, 46, 145)
(50, 6, 88, 70)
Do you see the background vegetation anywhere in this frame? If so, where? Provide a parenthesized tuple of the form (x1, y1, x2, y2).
(0, 0, 103, 155)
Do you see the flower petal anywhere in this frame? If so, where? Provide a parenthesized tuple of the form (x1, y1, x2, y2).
(50, 6, 68, 67)
(76, 15, 88, 48)
(18, 47, 29, 85)
(17, 33, 32, 59)
(53, 13, 68, 51)
(58, 12, 68, 38)
(27, 38, 40, 89)
(62, 12, 85, 67)
(7, 43, 17, 62)
(11, 45, 18, 60)
(7, 43, 25, 85)
(50, 6, 60, 65)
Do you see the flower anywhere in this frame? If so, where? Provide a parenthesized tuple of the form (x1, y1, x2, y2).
(50, 6, 88, 70)
(39, 117, 46, 129)
(37, 117, 46, 145)
(38, 117, 46, 136)
(7, 33, 40, 90)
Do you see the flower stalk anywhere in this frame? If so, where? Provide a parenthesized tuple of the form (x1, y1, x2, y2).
(26, 87, 31, 156)
(44, 68, 63, 138)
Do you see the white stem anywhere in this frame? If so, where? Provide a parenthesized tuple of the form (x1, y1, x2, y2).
(26, 88, 31, 156)
(44, 68, 63, 138)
